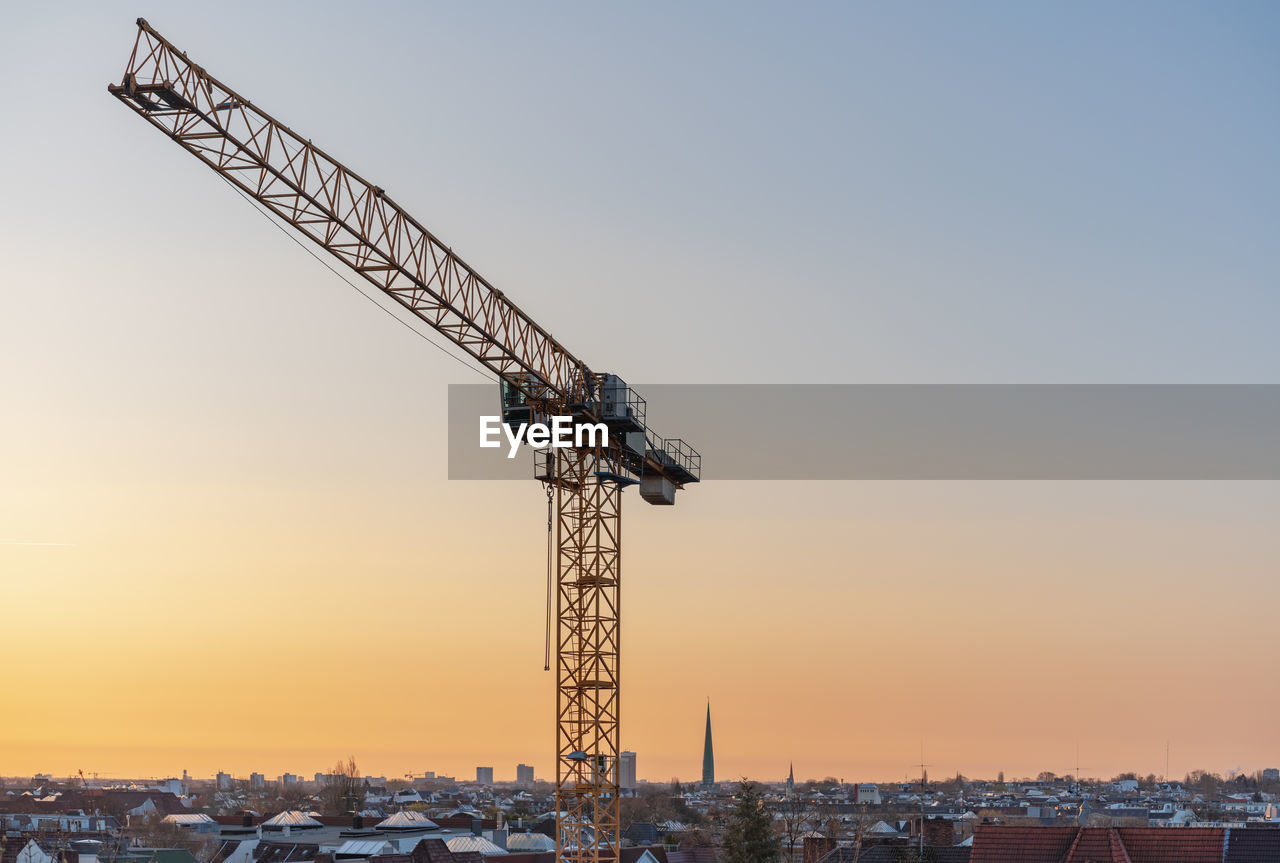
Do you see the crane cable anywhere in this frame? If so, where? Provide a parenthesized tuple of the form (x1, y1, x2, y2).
(544, 481, 554, 672)
(215, 173, 494, 384)
(218, 170, 560, 673)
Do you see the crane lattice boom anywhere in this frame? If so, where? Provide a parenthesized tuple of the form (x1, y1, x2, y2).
(110, 20, 589, 400)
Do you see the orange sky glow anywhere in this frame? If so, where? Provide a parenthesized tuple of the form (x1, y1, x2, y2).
(3, 2, 1278, 790)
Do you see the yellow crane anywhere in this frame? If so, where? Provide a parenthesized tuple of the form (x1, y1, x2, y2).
(108, 19, 699, 863)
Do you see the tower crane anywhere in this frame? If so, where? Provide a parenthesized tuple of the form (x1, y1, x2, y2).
(108, 19, 699, 863)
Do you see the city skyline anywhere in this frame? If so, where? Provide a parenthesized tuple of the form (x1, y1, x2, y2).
(5, 731, 1263, 789)
(12, 760, 1276, 787)
(3, 1, 1278, 788)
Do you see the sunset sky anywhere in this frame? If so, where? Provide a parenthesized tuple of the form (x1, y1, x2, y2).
(2, 2, 1278, 785)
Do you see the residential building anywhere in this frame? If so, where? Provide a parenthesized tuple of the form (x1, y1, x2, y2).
(619, 752, 636, 791)
(855, 783, 882, 804)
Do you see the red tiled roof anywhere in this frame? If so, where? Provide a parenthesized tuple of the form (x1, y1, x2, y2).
(1062, 827, 1117, 863)
(971, 826, 1228, 863)
(1106, 829, 1130, 863)
(971, 825, 1078, 862)
(14, 790, 188, 816)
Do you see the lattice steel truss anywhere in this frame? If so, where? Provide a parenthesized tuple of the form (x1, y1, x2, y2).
(108, 19, 593, 403)
(554, 448, 623, 863)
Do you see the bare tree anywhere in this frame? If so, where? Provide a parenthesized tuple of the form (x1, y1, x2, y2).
(776, 792, 809, 862)
(846, 806, 875, 862)
(1184, 770, 1221, 798)
(321, 756, 365, 815)
(277, 783, 312, 810)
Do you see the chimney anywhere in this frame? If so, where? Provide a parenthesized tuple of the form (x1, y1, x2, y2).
(802, 837, 836, 863)
(922, 818, 954, 847)
(242, 813, 253, 828)
(490, 830, 507, 851)
(352, 815, 364, 830)
(471, 819, 483, 836)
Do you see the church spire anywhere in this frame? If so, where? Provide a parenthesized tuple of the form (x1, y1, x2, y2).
(701, 700, 715, 789)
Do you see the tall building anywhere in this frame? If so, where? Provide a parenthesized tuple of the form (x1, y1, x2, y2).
(786, 763, 794, 797)
(619, 751, 637, 791)
(216, 772, 231, 791)
(516, 764, 535, 787)
(701, 702, 715, 789)
(249, 772, 265, 791)
(476, 766, 494, 785)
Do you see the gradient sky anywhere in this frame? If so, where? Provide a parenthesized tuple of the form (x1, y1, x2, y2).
(1, 2, 1278, 785)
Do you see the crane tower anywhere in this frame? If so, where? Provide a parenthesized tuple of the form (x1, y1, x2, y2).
(108, 20, 699, 863)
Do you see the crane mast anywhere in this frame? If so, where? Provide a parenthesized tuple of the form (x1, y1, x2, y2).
(109, 20, 698, 863)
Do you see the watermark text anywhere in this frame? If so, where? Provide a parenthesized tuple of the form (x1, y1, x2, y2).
(479, 416, 609, 459)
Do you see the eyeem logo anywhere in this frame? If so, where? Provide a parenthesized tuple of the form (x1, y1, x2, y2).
(480, 416, 609, 459)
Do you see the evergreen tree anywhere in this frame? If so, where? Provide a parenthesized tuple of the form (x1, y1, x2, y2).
(721, 781, 780, 863)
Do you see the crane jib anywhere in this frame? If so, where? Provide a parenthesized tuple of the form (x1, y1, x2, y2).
(108, 18, 697, 490)
(108, 20, 583, 401)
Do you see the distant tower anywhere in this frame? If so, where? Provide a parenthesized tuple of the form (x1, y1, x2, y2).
(701, 701, 715, 789)
(619, 752, 637, 791)
(786, 763, 794, 797)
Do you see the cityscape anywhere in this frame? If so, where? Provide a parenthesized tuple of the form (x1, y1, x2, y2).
(7, 705, 1280, 863)
(5, 4, 1278, 863)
